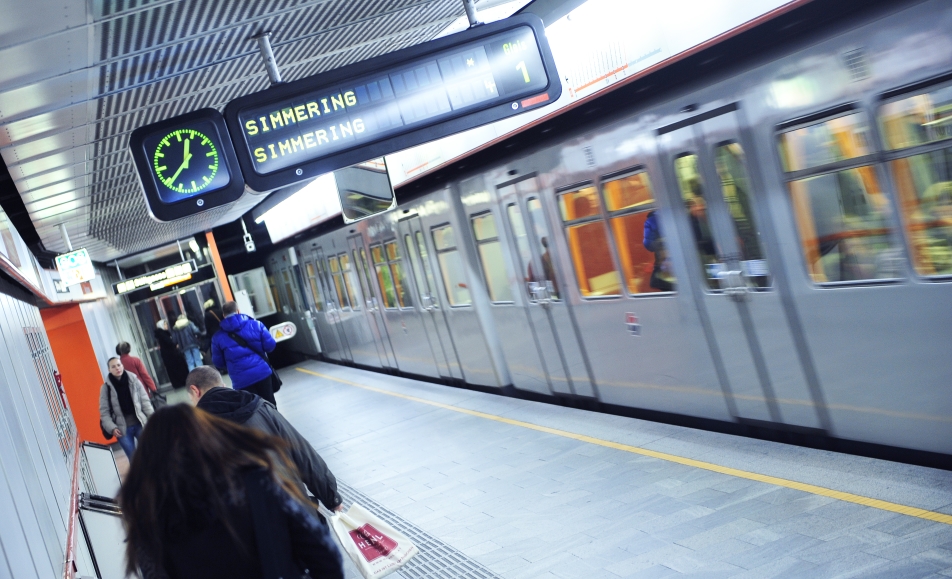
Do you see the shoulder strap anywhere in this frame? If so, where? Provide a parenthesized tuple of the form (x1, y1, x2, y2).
(226, 331, 269, 363)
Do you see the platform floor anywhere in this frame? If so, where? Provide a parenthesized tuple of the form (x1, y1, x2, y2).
(275, 361, 952, 579)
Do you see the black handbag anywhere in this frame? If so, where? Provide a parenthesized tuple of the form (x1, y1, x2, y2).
(226, 331, 283, 392)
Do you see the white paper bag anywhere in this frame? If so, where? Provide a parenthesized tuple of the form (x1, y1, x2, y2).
(319, 503, 418, 579)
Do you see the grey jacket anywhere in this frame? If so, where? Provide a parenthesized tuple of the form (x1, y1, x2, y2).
(196, 387, 342, 510)
(99, 373, 154, 435)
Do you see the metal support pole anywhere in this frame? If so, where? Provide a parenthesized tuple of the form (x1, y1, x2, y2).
(176, 239, 185, 261)
(463, 0, 480, 27)
(59, 223, 73, 252)
(114, 259, 123, 280)
(253, 32, 283, 85)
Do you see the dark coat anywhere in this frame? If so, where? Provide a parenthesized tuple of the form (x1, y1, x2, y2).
(139, 469, 343, 579)
(211, 314, 276, 390)
(155, 328, 189, 389)
(203, 307, 222, 350)
(99, 372, 154, 436)
(197, 387, 342, 510)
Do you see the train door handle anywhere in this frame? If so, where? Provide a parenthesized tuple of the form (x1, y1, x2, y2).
(718, 270, 750, 301)
(527, 282, 551, 305)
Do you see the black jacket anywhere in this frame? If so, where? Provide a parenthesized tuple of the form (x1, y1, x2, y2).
(140, 469, 343, 579)
(197, 387, 343, 510)
(155, 328, 189, 388)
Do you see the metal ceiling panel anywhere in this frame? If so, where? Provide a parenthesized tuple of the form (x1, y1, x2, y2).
(0, 0, 85, 49)
(0, 104, 88, 147)
(0, 0, 479, 261)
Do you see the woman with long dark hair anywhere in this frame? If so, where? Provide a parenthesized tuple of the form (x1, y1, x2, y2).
(119, 405, 343, 579)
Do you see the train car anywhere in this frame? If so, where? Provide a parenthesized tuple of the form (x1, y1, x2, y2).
(267, 0, 952, 457)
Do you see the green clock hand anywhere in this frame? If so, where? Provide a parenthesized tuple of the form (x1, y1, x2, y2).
(166, 138, 193, 185)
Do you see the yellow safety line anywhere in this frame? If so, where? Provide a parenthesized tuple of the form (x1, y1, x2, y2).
(295, 367, 952, 526)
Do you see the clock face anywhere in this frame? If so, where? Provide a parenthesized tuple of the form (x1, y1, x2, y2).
(152, 129, 220, 194)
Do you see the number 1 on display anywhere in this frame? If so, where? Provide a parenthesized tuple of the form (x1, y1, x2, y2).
(516, 61, 530, 83)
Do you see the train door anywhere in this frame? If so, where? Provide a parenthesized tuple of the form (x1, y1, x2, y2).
(315, 246, 353, 363)
(398, 216, 463, 381)
(347, 236, 397, 370)
(335, 246, 381, 368)
(299, 249, 336, 357)
(499, 177, 596, 397)
(658, 106, 827, 430)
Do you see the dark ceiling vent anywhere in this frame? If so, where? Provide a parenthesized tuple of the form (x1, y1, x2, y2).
(843, 48, 870, 82)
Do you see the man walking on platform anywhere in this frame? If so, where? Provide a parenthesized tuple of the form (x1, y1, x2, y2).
(185, 366, 343, 513)
(211, 300, 278, 406)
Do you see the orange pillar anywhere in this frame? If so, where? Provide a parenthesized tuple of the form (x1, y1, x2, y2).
(206, 230, 234, 302)
(40, 305, 108, 444)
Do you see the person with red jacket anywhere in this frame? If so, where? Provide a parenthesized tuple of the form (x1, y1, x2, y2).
(116, 342, 156, 393)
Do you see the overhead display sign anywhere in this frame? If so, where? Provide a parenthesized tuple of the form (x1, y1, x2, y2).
(113, 261, 197, 295)
(225, 14, 560, 191)
(55, 248, 95, 287)
(129, 109, 245, 222)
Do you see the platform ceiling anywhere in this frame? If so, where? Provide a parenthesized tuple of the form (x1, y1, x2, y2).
(0, 0, 559, 262)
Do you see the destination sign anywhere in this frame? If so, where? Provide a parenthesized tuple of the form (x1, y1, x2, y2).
(113, 261, 197, 295)
(225, 14, 559, 191)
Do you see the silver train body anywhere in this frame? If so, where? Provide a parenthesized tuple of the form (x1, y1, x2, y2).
(266, 0, 952, 457)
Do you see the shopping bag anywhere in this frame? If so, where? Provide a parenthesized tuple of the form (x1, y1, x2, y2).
(318, 503, 418, 579)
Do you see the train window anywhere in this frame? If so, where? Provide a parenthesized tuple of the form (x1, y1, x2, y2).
(268, 275, 282, 312)
(371, 245, 398, 308)
(339, 253, 360, 310)
(472, 213, 514, 303)
(328, 256, 350, 309)
(556, 188, 621, 297)
(880, 86, 952, 150)
(305, 262, 323, 312)
(715, 143, 770, 287)
(385, 241, 413, 308)
(413, 231, 441, 301)
(281, 269, 298, 312)
(675, 154, 721, 289)
(778, 113, 872, 172)
(779, 113, 902, 283)
(602, 172, 675, 294)
(558, 187, 602, 220)
(354, 249, 377, 307)
(506, 204, 534, 286)
(880, 88, 952, 277)
(527, 198, 565, 300)
(432, 225, 473, 306)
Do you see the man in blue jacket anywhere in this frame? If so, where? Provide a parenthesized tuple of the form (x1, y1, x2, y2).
(211, 301, 278, 405)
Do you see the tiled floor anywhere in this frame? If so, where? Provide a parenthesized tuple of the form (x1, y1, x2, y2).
(274, 360, 952, 579)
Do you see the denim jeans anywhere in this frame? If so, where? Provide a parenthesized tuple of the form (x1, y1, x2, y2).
(117, 423, 142, 459)
(184, 347, 202, 371)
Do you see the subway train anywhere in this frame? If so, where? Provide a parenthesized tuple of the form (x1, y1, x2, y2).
(264, 0, 952, 461)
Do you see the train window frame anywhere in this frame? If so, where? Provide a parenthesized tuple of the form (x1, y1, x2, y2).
(555, 181, 623, 299)
(384, 239, 413, 310)
(775, 106, 906, 286)
(470, 210, 516, 304)
(327, 255, 351, 310)
(877, 78, 952, 280)
(598, 167, 677, 297)
(338, 252, 361, 311)
(430, 223, 473, 307)
(370, 243, 399, 309)
(673, 152, 724, 292)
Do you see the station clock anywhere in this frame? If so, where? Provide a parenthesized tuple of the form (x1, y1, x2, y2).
(130, 109, 244, 221)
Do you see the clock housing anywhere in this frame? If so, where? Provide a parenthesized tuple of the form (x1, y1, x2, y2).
(130, 108, 244, 221)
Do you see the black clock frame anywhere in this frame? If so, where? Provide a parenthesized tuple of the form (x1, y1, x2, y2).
(129, 108, 245, 222)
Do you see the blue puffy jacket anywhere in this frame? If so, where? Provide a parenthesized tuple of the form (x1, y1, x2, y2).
(211, 314, 276, 390)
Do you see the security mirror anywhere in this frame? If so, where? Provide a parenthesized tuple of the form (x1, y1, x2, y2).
(334, 157, 396, 223)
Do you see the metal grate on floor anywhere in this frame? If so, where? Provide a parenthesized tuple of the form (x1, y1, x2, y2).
(337, 481, 504, 579)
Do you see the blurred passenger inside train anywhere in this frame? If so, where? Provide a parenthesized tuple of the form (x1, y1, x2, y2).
(186, 366, 343, 514)
(527, 237, 559, 299)
(172, 313, 204, 372)
(100, 357, 154, 459)
(155, 319, 189, 390)
(643, 211, 675, 292)
(119, 404, 344, 579)
(212, 301, 279, 406)
(203, 298, 223, 352)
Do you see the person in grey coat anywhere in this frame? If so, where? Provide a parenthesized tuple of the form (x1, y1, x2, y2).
(100, 357, 154, 459)
(185, 366, 343, 513)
